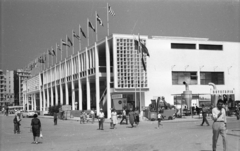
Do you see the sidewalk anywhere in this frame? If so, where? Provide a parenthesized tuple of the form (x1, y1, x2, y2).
(39, 115, 237, 123)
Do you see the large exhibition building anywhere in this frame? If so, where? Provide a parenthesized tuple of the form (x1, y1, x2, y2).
(22, 34, 240, 118)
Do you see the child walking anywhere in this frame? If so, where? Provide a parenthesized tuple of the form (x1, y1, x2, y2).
(157, 111, 163, 128)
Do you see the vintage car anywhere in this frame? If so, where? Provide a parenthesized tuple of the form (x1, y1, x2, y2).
(21, 110, 37, 118)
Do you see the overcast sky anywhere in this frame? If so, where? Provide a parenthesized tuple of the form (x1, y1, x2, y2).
(1, 0, 239, 72)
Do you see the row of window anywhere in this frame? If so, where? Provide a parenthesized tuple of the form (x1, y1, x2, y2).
(171, 43, 223, 50)
(172, 71, 224, 85)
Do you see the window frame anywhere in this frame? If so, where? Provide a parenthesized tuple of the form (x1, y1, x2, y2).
(172, 71, 198, 85)
(200, 72, 224, 85)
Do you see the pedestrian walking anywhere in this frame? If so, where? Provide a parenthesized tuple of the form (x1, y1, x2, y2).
(120, 108, 128, 125)
(212, 99, 227, 151)
(134, 107, 140, 126)
(53, 112, 58, 125)
(31, 114, 42, 144)
(90, 108, 95, 124)
(98, 109, 104, 130)
(196, 106, 200, 115)
(128, 108, 135, 128)
(157, 111, 163, 128)
(13, 113, 21, 134)
(200, 104, 210, 126)
(235, 104, 240, 120)
(79, 111, 84, 124)
(111, 109, 118, 129)
(5, 106, 9, 116)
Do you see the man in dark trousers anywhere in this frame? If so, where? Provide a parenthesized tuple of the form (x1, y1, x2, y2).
(98, 109, 105, 130)
(5, 106, 9, 116)
(200, 104, 210, 126)
(120, 108, 128, 125)
(54, 112, 58, 125)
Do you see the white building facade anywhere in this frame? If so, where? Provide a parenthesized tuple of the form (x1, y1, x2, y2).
(23, 34, 240, 118)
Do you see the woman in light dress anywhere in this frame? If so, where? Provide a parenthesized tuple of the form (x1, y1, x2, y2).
(111, 109, 118, 129)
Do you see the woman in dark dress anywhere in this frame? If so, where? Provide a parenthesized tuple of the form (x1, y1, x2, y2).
(128, 108, 135, 128)
(134, 107, 140, 126)
(31, 114, 41, 144)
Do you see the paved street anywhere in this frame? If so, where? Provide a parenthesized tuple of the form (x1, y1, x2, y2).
(0, 114, 239, 151)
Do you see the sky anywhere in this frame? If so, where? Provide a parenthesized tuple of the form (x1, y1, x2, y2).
(1, 0, 239, 72)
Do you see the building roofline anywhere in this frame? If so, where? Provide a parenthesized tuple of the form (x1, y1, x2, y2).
(151, 36, 209, 41)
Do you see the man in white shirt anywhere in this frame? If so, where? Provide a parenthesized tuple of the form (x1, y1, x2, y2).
(212, 99, 227, 151)
(98, 109, 105, 130)
(120, 108, 128, 125)
(90, 108, 95, 124)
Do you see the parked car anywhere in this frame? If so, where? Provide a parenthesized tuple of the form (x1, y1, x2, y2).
(21, 110, 37, 118)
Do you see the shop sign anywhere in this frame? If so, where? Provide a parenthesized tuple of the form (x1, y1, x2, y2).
(112, 94, 122, 99)
(211, 89, 235, 95)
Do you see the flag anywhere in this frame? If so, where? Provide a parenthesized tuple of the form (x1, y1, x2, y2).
(80, 27, 87, 38)
(38, 56, 44, 63)
(73, 31, 80, 40)
(134, 39, 150, 56)
(88, 21, 95, 32)
(140, 42, 150, 57)
(48, 49, 52, 56)
(142, 57, 146, 71)
(134, 40, 139, 51)
(62, 40, 70, 47)
(57, 44, 61, 51)
(34, 58, 38, 67)
(68, 37, 73, 46)
(96, 14, 104, 26)
(108, 5, 115, 16)
(51, 48, 56, 56)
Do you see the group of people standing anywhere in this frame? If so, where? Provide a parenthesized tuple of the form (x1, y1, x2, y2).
(118, 107, 140, 128)
(12, 113, 42, 144)
(96, 107, 141, 130)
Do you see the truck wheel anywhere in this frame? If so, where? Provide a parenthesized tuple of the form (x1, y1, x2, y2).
(168, 116, 173, 120)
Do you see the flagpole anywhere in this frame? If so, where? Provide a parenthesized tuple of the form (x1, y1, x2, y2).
(133, 35, 137, 106)
(61, 39, 63, 60)
(107, 3, 109, 36)
(87, 18, 89, 46)
(138, 33, 142, 110)
(79, 24, 81, 51)
(48, 50, 50, 68)
(56, 43, 58, 64)
(72, 30, 74, 55)
(43, 52, 45, 70)
(41, 54, 43, 72)
(95, 11, 98, 42)
(66, 35, 68, 58)
(52, 47, 53, 66)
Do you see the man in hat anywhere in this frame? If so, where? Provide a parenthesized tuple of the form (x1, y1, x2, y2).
(98, 109, 105, 130)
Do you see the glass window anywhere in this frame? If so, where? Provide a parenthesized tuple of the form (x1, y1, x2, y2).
(172, 71, 198, 85)
(171, 43, 196, 49)
(199, 44, 223, 50)
(200, 72, 224, 85)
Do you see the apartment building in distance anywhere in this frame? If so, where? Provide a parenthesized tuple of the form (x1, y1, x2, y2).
(0, 69, 6, 107)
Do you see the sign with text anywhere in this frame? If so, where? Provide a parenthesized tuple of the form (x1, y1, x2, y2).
(61, 105, 72, 111)
(210, 89, 235, 95)
(112, 94, 123, 99)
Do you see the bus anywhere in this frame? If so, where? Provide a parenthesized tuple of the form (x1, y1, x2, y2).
(8, 106, 24, 114)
